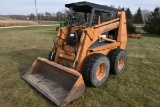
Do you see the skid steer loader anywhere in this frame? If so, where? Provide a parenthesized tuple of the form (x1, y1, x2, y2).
(23, 1, 127, 106)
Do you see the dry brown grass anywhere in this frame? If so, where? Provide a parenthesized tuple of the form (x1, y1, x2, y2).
(0, 20, 36, 27)
(38, 21, 59, 25)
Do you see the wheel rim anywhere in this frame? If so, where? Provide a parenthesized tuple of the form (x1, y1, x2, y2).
(118, 56, 125, 70)
(96, 63, 106, 80)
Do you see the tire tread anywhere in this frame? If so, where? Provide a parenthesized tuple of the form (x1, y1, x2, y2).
(82, 53, 106, 87)
(108, 48, 126, 74)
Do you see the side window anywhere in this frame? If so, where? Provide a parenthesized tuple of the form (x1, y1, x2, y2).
(92, 10, 112, 26)
(101, 12, 112, 22)
(92, 10, 100, 25)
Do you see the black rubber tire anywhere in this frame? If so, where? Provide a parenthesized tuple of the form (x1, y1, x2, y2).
(48, 51, 55, 61)
(108, 49, 127, 75)
(56, 27, 59, 31)
(82, 54, 110, 87)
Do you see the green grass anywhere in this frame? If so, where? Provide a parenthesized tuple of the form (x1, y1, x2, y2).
(136, 27, 146, 34)
(133, 24, 145, 27)
(38, 21, 59, 25)
(0, 27, 160, 107)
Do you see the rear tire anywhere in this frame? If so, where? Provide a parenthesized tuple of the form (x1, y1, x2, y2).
(108, 49, 127, 74)
(56, 27, 59, 31)
(82, 54, 110, 87)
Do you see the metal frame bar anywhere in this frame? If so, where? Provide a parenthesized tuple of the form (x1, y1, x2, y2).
(88, 8, 95, 27)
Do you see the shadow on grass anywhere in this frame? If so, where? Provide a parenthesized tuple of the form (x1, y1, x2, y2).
(42, 31, 57, 35)
(142, 33, 160, 38)
(136, 27, 160, 38)
(4, 48, 119, 80)
(4, 49, 58, 106)
(1, 48, 128, 106)
(4, 49, 48, 76)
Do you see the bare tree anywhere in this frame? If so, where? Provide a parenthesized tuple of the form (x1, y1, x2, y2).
(29, 13, 35, 20)
(56, 11, 64, 21)
(110, 5, 115, 8)
(141, 9, 151, 21)
(63, 8, 73, 17)
(45, 12, 52, 21)
(118, 6, 121, 10)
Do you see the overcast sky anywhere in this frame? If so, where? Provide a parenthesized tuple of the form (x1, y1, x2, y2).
(0, 0, 159, 15)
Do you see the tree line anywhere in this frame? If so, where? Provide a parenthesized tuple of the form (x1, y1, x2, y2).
(122, 7, 151, 24)
(28, 7, 152, 23)
(28, 6, 160, 35)
(143, 7, 160, 35)
(28, 7, 153, 24)
(28, 9, 72, 21)
(122, 7, 160, 35)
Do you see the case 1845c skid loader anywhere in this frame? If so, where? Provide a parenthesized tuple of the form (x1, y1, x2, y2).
(23, 1, 127, 107)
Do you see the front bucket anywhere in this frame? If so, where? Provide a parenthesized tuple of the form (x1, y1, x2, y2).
(23, 57, 85, 106)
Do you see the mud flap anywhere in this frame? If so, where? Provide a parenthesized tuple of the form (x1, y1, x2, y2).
(23, 57, 85, 106)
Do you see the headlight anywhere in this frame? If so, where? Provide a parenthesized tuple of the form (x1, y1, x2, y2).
(70, 34, 74, 37)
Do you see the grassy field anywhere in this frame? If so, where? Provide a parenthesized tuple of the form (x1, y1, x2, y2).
(133, 24, 145, 27)
(0, 26, 160, 107)
(38, 21, 59, 25)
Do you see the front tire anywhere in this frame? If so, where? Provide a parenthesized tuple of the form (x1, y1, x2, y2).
(82, 54, 110, 87)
